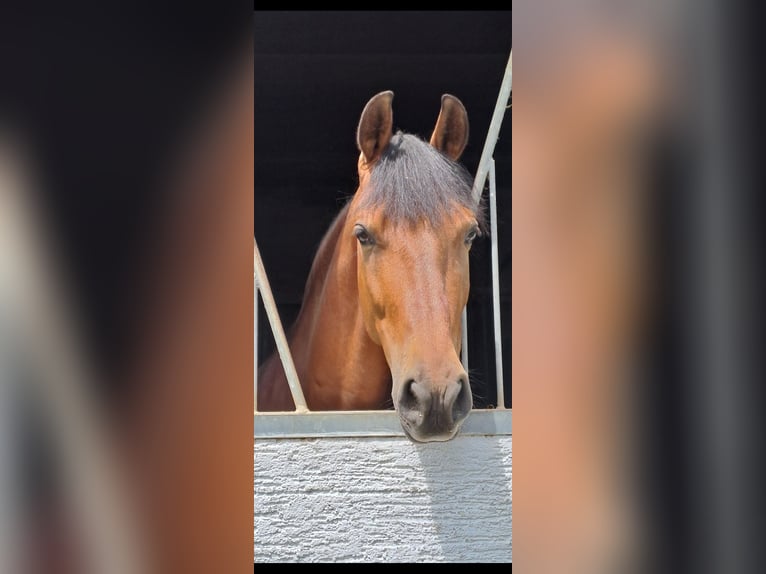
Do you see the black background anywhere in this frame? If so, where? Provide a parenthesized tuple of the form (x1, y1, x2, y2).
(0, 4, 250, 387)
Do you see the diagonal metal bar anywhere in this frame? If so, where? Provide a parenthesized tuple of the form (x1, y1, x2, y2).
(254, 278, 258, 412)
(471, 50, 512, 204)
(253, 237, 308, 412)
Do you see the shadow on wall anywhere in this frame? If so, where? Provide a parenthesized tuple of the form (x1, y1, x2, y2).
(415, 436, 512, 562)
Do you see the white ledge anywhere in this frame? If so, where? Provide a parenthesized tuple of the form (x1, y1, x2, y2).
(254, 408, 512, 439)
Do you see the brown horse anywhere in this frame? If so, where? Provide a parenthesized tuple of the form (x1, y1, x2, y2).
(258, 91, 482, 442)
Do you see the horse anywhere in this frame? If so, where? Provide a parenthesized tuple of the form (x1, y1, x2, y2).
(258, 91, 483, 442)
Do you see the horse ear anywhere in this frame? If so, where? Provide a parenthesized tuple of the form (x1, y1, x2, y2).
(357, 91, 394, 165)
(430, 94, 469, 161)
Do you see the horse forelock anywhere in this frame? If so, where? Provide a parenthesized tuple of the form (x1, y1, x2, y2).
(358, 132, 485, 229)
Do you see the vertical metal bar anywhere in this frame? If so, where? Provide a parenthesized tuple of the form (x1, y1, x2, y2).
(471, 51, 512, 204)
(489, 160, 505, 409)
(461, 306, 469, 372)
(253, 273, 258, 413)
(253, 238, 308, 412)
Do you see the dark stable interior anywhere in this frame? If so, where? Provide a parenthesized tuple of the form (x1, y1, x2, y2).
(254, 11, 512, 408)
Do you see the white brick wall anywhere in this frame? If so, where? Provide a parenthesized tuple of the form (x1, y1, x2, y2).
(254, 435, 512, 562)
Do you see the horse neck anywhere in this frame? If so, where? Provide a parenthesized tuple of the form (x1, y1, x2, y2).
(290, 202, 391, 409)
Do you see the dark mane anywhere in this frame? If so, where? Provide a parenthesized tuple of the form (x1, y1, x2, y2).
(358, 132, 485, 227)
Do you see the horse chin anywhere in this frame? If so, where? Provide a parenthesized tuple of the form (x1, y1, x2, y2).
(398, 416, 461, 443)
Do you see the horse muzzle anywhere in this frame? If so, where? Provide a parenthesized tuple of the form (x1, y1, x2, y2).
(395, 375, 472, 442)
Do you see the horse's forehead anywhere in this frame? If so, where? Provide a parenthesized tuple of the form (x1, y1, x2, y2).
(350, 199, 475, 232)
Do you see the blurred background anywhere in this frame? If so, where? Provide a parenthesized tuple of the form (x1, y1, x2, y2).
(513, 1, 765, 573)
(1, 4, 253, 572)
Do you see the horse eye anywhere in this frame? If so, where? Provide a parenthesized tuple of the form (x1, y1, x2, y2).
(354, 225, 374, 246)
(465, 228, 478, 244)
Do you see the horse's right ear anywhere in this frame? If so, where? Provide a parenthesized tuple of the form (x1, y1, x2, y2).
(357, 91, 394, 166)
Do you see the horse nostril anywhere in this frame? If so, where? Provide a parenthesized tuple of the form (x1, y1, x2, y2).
(400, 379, 418, 410)
(451, 376, 472, 423)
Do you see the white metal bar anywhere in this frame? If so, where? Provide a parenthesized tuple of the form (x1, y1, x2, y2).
(489, 161, 505, 409)
(471, 50, 512, 204)
(253, 238, 308, 412)
(461, 306, 468, 371)
(253, 274, 258, 412)
(254, 409, 512, 439)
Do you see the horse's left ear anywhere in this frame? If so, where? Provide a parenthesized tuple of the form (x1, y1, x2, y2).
(430, 94, 469, 161)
